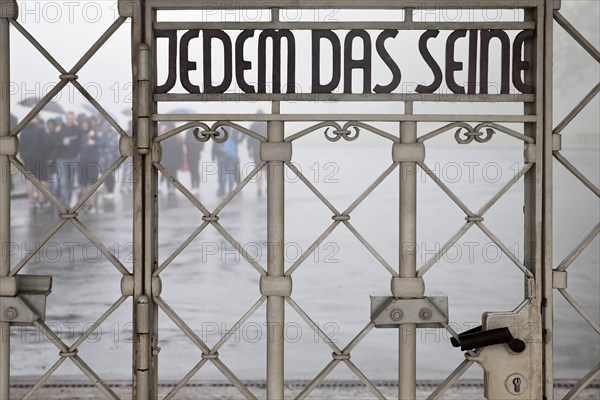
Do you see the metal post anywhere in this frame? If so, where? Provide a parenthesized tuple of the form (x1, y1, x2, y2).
(0, 2, 13, 398)
(133, 1, 159, 399)
(398, 101, 417, 400)
(524, 5, 545, 399)
(267, 100, 285, 399)
(542, 0, 555, 397)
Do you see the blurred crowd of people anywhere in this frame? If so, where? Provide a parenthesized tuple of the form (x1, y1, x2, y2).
(14, 111, 267, 212)
(158, 121, 265, 198)
(18, 112, 119, 212)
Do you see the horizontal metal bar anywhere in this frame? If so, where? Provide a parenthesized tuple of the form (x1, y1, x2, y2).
(148, 0, 542, 9)
(156, 93, 536, 103)
(154, 21, 536, 30)
(153, 114, 538, 123)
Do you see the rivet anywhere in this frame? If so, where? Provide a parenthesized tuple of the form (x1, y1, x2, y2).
(390, 309, 403, 321)
(4, 307, 18, 320)
(419, 308, 432, 321)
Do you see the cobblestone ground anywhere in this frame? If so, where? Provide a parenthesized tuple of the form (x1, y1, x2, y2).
(9, 380, 600, 399)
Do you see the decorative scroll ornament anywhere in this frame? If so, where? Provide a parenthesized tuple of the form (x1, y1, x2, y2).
(454, 124, 496, 144)
(192, 122, 229, 143)
(324, 122, 360, 142)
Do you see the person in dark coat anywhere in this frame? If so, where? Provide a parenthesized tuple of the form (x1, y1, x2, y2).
(185, 129, 205, 192)
(160, 124, 184, 193)
(78, 120, 101, 212)
(19, 116, 50, 207)
(55, 112, 82, 207)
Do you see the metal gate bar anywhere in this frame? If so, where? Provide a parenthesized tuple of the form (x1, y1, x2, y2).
(0, 3, 12, 399)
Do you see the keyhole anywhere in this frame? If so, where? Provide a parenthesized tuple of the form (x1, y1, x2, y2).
(513, 377, 521, 393)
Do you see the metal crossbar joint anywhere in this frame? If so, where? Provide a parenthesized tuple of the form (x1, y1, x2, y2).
(118, 0, 136, 17)
(152, 277, 162, 297)
(392, 143, 425, 163)
(151, 142, 162, 162)
(59, 74, 78, 81)
(554, 0, 562, 10)
(371, 296, 448, 328)
(0, 275, 52, 324)
(60, 213, 79, 220)
(552, 134, 562, 152)
(121, 275, 134, 297)
(332, 352, 351, 360)
(0, 136, 18, 155)
(119, 136, 135, 157)
(552, 270, 568, 289)
(0, 276, 17, 297)
(466, 215, 484, 222)
(259, 276, 292, 297)
(391, 277, 425, 299)
(202, 215, 219, 222)
(59, 349, 79, 358)
(0, 0, 17, 19)
(332, 214, 350, 221)
(201, 352, 219, 360)
(261, 142, 292, 162)
(524, 144, 537, 164)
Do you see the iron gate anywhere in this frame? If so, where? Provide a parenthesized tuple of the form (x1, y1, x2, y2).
(0, 0, 598, 399)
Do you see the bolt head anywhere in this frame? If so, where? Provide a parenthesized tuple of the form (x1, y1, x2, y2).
(419, 308, 432, 321)
(390, 309, 403, 321)
(4, 307, 18, 320)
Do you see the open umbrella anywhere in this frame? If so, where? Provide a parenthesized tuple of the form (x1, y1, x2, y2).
(19, 97, 65, 114)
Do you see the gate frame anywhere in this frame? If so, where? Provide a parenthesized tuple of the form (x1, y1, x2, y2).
(0, 0, 598, 399)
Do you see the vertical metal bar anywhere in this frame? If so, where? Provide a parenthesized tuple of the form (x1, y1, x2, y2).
(267, 100, 285, 399)
(399, 101, 417, 400)
(0, 3, 12, 398)
(542, 0, 555, 397)
(524, 4, 545, 399)
(132, 1, 159, 399)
